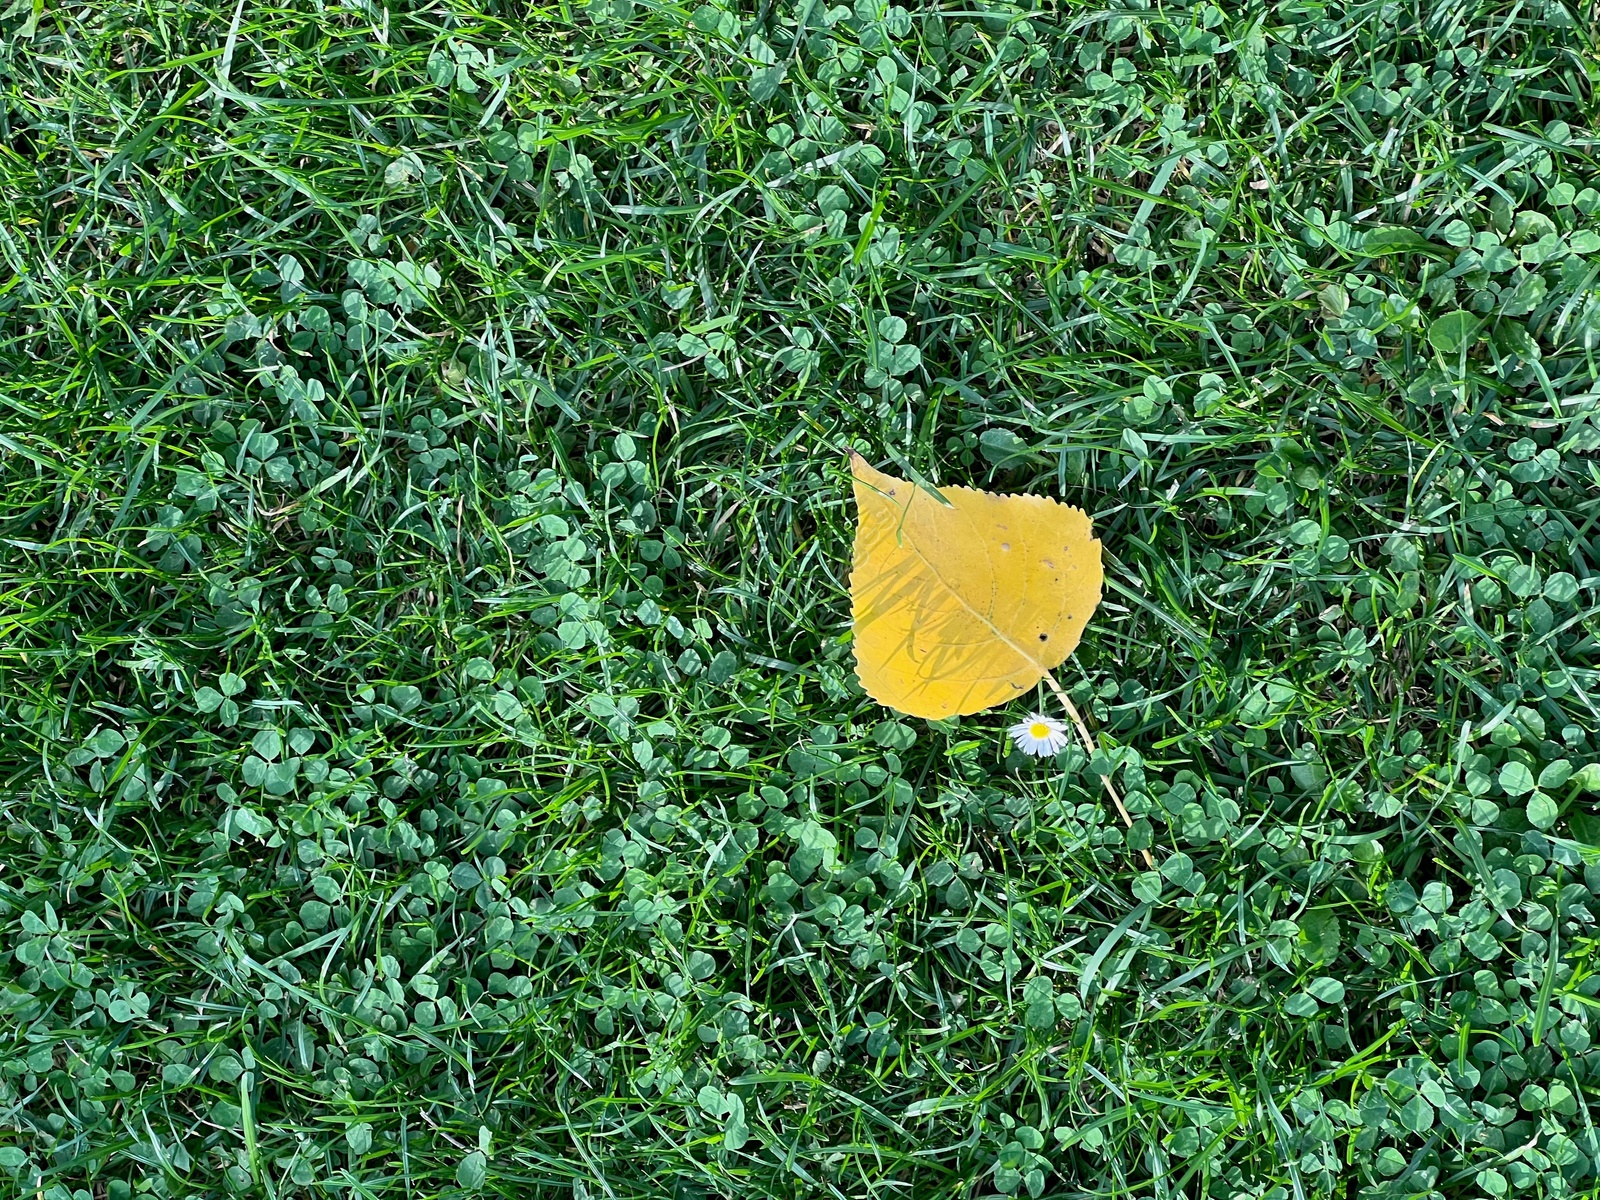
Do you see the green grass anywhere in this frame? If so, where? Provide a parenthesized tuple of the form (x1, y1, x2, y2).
(2, 0, 1600, 1197)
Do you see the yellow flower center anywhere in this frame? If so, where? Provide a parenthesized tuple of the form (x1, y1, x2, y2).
(1029, 722, 1051, 739)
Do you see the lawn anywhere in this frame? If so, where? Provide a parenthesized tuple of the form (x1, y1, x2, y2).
(2, 0, 1600, 1197)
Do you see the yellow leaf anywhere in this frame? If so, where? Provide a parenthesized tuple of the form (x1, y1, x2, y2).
(848, 453, 1102, 719)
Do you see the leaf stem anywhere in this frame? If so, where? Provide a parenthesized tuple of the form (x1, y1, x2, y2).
(1044, 671, 1154, 870)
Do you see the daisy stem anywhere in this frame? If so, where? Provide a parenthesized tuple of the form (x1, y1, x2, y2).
(1044, 671, 1154, 870)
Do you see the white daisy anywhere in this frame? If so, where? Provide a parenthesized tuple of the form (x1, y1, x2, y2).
(1008, 713, 1069, 757)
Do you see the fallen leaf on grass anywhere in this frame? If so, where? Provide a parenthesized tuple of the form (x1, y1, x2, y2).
(848, 452, 1102, 719)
